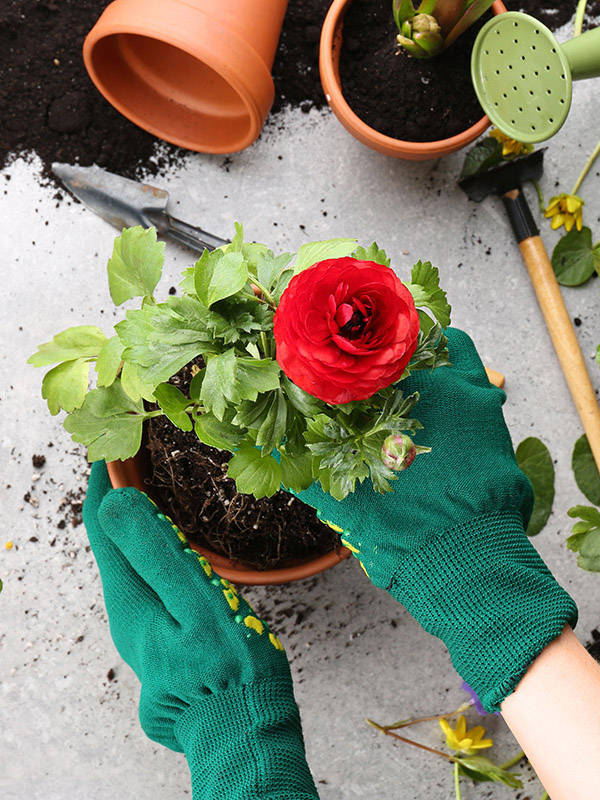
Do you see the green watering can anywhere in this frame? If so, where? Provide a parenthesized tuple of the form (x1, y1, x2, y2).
(471, 11, 600, 143)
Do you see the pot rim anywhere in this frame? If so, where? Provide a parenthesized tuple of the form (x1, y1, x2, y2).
(319, 0, 508, 159)
(106, 454, 351, 586)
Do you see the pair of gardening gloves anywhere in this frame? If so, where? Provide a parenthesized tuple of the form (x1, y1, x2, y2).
(83, 328, 577, 800)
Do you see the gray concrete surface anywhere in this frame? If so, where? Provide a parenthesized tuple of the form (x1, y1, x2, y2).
(2, 25, 600, 799)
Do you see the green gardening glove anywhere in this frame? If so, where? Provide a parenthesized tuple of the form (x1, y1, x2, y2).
(295, 327, 578, 713)
(83, 461, 320, 800)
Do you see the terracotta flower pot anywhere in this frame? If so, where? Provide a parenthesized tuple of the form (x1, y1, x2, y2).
(83, 0, 288, 154)
(106, 450, 350, 586)
(319, 0, 507, 161)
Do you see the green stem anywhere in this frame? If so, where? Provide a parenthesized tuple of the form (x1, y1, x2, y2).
(259, 330, 270, 358)
(499, 750, 525, 770)
(571, 136, 600, 196)
(532, 180, 546, 212)
(381, 702, 472, 731)
(574, 0, 588, 37)
(454, 761, 462, 800)
(540, 792, 549, 800)
(366, 719, 456, 762)
(249, 276, 277, 308)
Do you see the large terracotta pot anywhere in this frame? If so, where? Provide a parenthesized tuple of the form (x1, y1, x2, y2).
(319, 0, 507, 161)
(83, 0, 288, 153)
(107, 450, 350, 586)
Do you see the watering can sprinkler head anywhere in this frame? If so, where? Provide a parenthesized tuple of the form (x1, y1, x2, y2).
(471, 11, 600, 144)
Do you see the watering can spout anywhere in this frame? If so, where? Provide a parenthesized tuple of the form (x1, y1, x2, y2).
(561, 27, 600, 82)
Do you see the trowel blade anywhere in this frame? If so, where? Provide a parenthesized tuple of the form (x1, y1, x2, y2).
(51, 163, 171, 233)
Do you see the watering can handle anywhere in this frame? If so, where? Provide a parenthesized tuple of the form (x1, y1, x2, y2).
(562, 26, 600, 81)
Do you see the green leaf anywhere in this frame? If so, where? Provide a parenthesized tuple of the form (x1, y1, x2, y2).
(444, 0, 496, 48)
(194, 411, 242, 452)
(116, 295, 220, 387)
(95, 335, 124, 387)
(194, 249, 248, 307)
(255, 250, 293, 291)
(226, 442, 281, 498)
(404, 261, 451, 328)
(280, 450, 313, 491)
(282, 375, 324, 416)
(120, 361, 157, 403)
(456, 756, 522, 789)
(107, 226, 165, 305)
(41, 358, 91, 415)
(572, 434, 600, 505)
(272, 269, 295, 303)
(393, 0, 416, 28)
(153, 383, 192, 432)
(566, 507, 600, 572)
(515, 437, 555, 536)
(256, 390, 288, 453)
(28, 326, 107, 367)
(596, 343, 600, 368)
(551, 227, 597, 286)
(201, 350, 281, 421)
(459, 137, 503, 179)
(351, 242, 390, 267)
(64, 382, 145, 462)
(293, 238, 358, 274)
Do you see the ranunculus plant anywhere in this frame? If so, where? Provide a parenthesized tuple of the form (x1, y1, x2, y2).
(29, 225, 451, 501)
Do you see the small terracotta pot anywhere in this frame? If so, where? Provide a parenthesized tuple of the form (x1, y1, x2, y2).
(106, 450, 350, 586)
(319, 0, 507, 161)
(83, 0, 288, 154)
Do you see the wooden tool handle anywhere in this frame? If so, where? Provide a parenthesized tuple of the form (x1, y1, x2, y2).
(485, 366, 505, 389)
(519, 236, 600, 471)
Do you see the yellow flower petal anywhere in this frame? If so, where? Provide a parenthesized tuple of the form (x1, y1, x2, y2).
(551, 214, 565, 229)
(564, 215, 574, 232)
(565, 195, 582, 213)
(470, 738, 494, 750)
(455, 715, 467, 739)
(468, 725, 487, 743)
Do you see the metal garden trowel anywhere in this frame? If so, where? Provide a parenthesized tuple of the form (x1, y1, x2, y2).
(459, 149, 600, 472)
(471, 11, 600, 143)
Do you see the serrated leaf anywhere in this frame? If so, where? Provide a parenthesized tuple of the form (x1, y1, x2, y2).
(194, 411, 242, 452)
(200, 351, 280, 421)
(255, 250, 293, 290)
(96, 335, 124, 387)
(572, 434, 600, 505)
(153, 383, 192, 431)
(459, 137, 503, 179)
(194, 249, 248, 307)
(293, 238, 358, 274)
(551, 227, 597, 286)
(28, 326, 107, 367)
(256, 390, 288, 453)
(272, 269, 295, 303)
(64, 382, 145, 462)
(567, 508, 600, 572)
(107, 226, 164, 305)
(116, 295, 219, 387)
(404, 261, 451, 328)
(282, 375, 324, 416)
(515, 437, 554, 535)
(41, 358, 91, 415)
(280, 451, 313, 491)
(120, 361, 157, 402)
(226, 442, 281, 498)
(351, 242, 390, 267)
(567, 504, 600, 526)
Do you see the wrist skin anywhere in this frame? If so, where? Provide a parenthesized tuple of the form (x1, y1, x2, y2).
(501, 626, 600, 800)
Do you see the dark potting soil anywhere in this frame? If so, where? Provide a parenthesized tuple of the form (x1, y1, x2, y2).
(2, 0, 595, 180)
(144, 365, 339, 570)
(337, 0, 600, 143)
(145, 416, 339, 570)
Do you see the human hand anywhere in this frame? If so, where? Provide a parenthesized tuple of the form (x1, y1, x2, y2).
(295, 327, 577, 712)
(83, 461, 319, 800)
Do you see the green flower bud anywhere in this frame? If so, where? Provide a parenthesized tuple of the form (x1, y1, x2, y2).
(382, 434, 416, 471)
(410, 13, 441, 35)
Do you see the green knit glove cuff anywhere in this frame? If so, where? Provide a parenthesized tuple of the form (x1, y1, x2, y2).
(387, 510, 578, 713)
(175, 676, 319, 800)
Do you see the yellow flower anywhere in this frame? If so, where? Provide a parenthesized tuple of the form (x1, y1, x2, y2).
(544, 193, 584, 232)
(489, 128, 534, 158)
(439, 715, 493, 755)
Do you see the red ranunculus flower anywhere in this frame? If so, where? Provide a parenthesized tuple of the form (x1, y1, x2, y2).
(273, 257, 420, 404)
